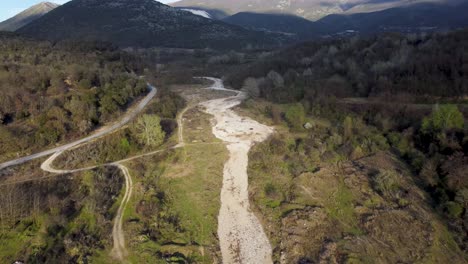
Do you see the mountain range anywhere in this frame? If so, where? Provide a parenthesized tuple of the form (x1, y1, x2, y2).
(312, 2, 468, 36)
(171, 0, 462, 21)
(0, 2, 59, 31)
(17, 0, 283, 49)
(2, 0, 468, 49)
(221, 2, 468, 38)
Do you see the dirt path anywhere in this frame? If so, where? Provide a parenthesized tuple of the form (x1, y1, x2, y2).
(1, 79, 274, 263)
(0, 84, 157, 171)
(0, 84, 158, 262)
(200, 78, 274, 264)
(30, 82, 195, 262)
(41, 151, 134, 261)
(176, 106, 190, 147)
(111, 164, 133, 260)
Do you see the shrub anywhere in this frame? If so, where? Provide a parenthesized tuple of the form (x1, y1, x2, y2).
(408, 150, 426, 173)
(343, 116, 354, 140)
(422, 104, 464, 133)
(373, 170, 403, 198)
(268, 105, 283, 125)
(419, 159, 439, 187)
(445, 202, 464, 218)
(264, 183, 277, 197)
(285, 103, 306, 130)
(387, 132, 410, 155)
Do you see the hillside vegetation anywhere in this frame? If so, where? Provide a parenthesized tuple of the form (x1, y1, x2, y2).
(224, 29, 468, 262)
(0, 33, 148, 161)
(226, 29, 468, 100)
(0, 164, 123, 263)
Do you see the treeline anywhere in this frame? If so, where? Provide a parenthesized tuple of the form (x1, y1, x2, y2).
(0, 34, 149, 159)
(226, 29, 468, 102)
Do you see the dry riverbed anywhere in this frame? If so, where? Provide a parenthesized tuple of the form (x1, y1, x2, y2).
(201, 78, 274, 264)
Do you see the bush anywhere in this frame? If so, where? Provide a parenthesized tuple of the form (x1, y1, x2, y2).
(422, 104, 464, 133)
(343, 116, 353, 140)
(285, 103, 306, 130)
(387, 132, 411, 156)
(268, 105, 283, 125)
(445, 202, 464, 218)
(373, 170, 403, 199)
(264, 183, 277, 197)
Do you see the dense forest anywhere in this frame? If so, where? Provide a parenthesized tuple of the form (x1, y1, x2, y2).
(226, 29, 468, 101)
(0, 33, 149, 161)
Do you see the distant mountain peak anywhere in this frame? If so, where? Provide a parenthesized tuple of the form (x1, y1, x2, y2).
(171, 0, 460, 21)
(0, 1, 59, 31)
(38, 2, 60, 8)
(17, 0, 282, 49)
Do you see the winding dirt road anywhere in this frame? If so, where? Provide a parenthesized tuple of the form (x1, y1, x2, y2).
(40, 152, 134, 260)
(0, 84, 157, 261)
(0, 79, 274, 263)
(111, 164, 133, 260)
(0, 84, 157, 171)
(201, 78, 274, 264)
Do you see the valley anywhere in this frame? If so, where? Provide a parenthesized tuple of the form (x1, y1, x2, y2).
(0, 0, 467, 263)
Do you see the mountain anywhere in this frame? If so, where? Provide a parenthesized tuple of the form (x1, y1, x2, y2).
(180, 8, 213, 19)
(171, 0, 458, 21)
(17, 0, 284, 49)
(174, 7, 228, 19)
(222, 12, 314, 37)
(312, 2, 468, 36)
(220, 2, 468, 39)
(0, 2, 59, 31)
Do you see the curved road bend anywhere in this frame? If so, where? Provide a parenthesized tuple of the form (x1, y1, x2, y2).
(0, 84, 157, 171)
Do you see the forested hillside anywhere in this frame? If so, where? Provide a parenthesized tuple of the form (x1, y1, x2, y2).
(17, 0, 282, 49)
(224, 29, 468, 261)
(0, 33, 148, 161)
(226, 29, 468, 101)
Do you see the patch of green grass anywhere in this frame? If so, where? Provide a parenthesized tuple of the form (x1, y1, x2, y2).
(363, 196, 383, 208)
(125, 115, 228, 263)
(424, 222, 466, 263)
(325, 177, 363, 236)
(0, 214, 49, 263)
(164, 144, 226, 245)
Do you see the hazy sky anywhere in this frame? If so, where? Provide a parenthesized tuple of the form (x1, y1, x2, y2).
(0, 0, 177, 22)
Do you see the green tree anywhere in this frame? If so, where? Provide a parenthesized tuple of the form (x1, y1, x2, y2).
(422, 104, 464, 133)
(132, 114, 165, 147)
(285, 103, 305, 130)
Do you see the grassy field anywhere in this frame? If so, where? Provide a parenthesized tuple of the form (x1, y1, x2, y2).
(123, 91, 229, 263)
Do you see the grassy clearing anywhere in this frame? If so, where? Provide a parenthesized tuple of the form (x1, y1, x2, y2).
(124, 106, 228, 263)
(324, 177, 363, 236)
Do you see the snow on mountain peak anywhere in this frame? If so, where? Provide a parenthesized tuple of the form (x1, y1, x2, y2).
(181, 8, 212, 18)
